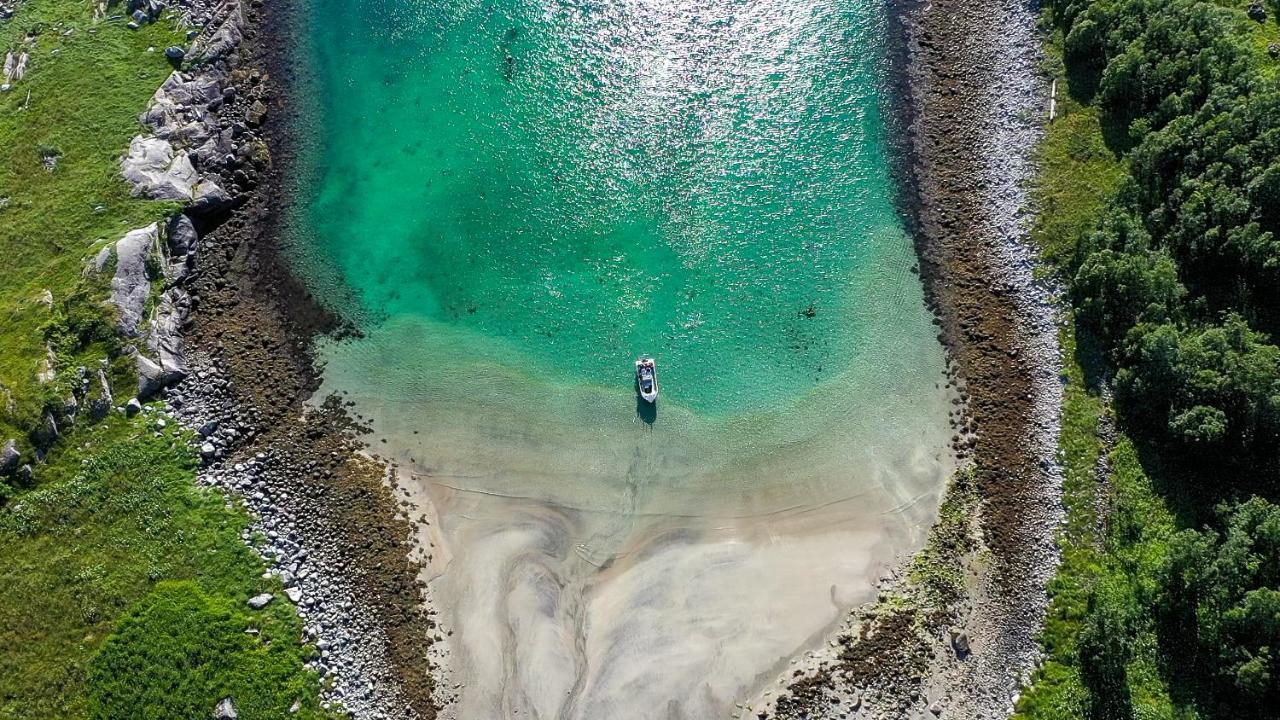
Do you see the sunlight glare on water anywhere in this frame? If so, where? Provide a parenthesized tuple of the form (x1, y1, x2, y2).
(288, 0, 957, 715)
(298, 0, 913, 415)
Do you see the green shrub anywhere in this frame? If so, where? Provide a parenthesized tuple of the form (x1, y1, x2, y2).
(1158, 497, 1280, 712)
(88, 581, 326, 720)
(1116, 316, 1280, 458)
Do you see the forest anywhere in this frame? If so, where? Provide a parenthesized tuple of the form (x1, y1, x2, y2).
(1046, 0, 1280, 714)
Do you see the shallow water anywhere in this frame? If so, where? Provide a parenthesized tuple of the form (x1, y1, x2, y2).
(289, 0, 955, 715)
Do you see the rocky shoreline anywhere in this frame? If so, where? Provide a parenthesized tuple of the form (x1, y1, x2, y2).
(95, 0, 1065, 717)
(751, 0, 1066, 717)
(90, 0, 445, 716)
(905, 0, 1065, 709)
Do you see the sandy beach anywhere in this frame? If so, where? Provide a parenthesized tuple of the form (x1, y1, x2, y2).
(316, 298, 957, 719)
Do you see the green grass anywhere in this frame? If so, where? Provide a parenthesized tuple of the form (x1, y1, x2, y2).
(0, 417, 337, 719)
(0, 0, 181, 440)
(1010, 325, 1104, 720)
(1030, 31, 1126, 272)
(0, 1, 337, 716)
(1014, 331, 1191, 718)
(88, 580, 326, 720)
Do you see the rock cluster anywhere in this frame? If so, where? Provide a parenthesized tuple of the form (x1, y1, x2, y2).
(109, 0, 273, 404)
(101, 0, 438, 716)
(160, 350, 426, 719)
(1, 50, 28, 92)
(3, 353, 121, 477)
(122, 24, 245, 210)
(122, 0, 167, 29)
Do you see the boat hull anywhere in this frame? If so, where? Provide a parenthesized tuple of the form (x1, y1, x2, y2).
(635, 358, 658, 403)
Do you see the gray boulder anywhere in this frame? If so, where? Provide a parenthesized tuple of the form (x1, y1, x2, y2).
(214, 697, 238, 719)
(0, 439, 19, 476)
(135, 354, 168, 399)
(34, 412, 59, 449)
(146, 71, 225, 123)
(199, 1, 244, 63)
(949, 626, 970, 657)
(122, 136, 197, 201)
(144, 288, 191, 387)
(245, 99, 267, 127)
(164, 46, 185, 60)
(247, 593, 273, 609)
(194, 129, 235, 171)
(162, 215, 197, 282)
(166, 213, 198, 257)
(109, 224, 159, 337)
(61, 392, 79, 423)
(92, 244, 113, 273)
(190, 179, 231, 215)
(88, 368, 113, 421)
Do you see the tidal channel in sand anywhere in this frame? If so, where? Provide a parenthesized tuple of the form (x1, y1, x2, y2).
(287, 0, 957, 716)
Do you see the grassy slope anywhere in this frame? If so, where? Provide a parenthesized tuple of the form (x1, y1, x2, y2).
(1015, 6, 1280, 718)
(0, 419, 334, 720)
(1012, 21, 1181, 720)
(0, 2, 335, 718)
(0, 0, 178, 441)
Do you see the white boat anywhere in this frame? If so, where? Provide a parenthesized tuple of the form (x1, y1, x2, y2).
(635, 356, 658, 403)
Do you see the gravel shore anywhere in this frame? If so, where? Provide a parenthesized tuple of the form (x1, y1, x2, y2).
(118, 0, 445, 716)
(750, 0, 1067, 717)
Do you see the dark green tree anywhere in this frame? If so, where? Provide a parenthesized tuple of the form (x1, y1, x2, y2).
(1077, 589, 1135, 720)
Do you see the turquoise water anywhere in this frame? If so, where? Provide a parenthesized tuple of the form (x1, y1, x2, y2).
(297, 0, 918, 415)
(288, 0, 955, 715)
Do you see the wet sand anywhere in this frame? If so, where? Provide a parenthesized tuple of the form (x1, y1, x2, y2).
(318, 308, 955, 719)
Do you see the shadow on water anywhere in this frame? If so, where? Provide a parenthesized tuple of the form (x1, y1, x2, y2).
(635, 394, 657, 425)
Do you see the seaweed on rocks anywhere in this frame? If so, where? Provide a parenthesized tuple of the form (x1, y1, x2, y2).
(761, 0, 1066, 716)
